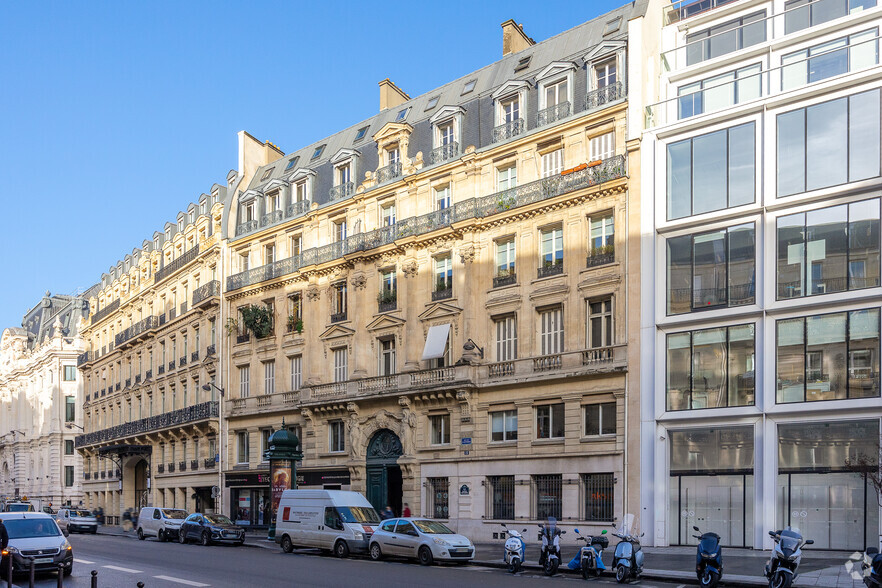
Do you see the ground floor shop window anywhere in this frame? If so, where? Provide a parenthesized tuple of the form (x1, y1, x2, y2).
(534, 474, 562, 520)
(582, 473, 614, 522)
(778, 420, 880, 550)
(231, 488, 271, 527)
(668, 426, 755, 547)
(488, 475, 515, 519)
(426, 477, 449, 519)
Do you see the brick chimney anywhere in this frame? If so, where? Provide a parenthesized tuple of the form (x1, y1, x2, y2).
(379, 79, 410, 111)
(501, 19, 535, 56)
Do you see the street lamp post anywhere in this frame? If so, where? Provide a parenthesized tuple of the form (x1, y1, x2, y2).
(262, 422, 302, 541)
(202, 383, 224, 516)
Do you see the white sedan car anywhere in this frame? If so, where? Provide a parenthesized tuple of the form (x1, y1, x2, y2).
(369, 518, 474, 565)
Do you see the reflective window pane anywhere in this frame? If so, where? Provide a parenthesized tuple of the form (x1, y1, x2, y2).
(806, 204, 848, 295)
(806, 313, 847, 400)
(847, 199, 881, 289)
(728, 324, 756, 406)
(777, 110, 806, 196)
(848, 308, 880, 398)
(666, 333, 692, 411)
(692, 328, 727, 409)
(806, 98, 848, 191)
(692, 230, 727, 309)
(667, 140, 692, 220)
(849, 89, 881, 182)
(728, 224, 756, 306)
(776, 318, 805, 403)
(728, 123, 756, 207)
(667, 235, 692, 315)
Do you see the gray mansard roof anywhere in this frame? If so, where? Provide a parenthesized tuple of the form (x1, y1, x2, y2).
(236, 1, 646, 229)
(19, 284, 99, 348)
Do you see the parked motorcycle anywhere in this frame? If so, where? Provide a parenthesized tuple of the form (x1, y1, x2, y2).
(862, 546, 882, 587)
(692, 525, 722, 587)
(573, 528, 608, 579)
(611, 514, 644, 584)
(765, 528, 813, 588)
(501, 523, 526, 574)
(538, 517, 565, 576)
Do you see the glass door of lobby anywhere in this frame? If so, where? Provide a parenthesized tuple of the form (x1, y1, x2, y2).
(669, 473, 754, 547)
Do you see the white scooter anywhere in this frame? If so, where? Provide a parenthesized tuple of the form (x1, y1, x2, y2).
(765, 527, 814, 588)
(501, 523, 527, 574)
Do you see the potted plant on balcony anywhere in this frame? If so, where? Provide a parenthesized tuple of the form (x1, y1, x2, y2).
(286, 315, 304, 334)
(241, 304, 273, 339)
(435, 278, 450, 293)
(377, 287, 397, 305)
(224, 318, 239, 336)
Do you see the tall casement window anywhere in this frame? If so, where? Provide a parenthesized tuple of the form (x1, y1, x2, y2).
(587, 298, 613, 349)
(541, 148, 564, 178)
(333, 219, 347, 242)
(588, 210, 614, 261)
(379, 338, 396, 376)
(667, 122, 756, 220)
(536, 403, 565, 439)
(65, 466, 74, 487)
(380, 269, 396, 307)
(488, 475, 515, 519)
(329, 420, 346, 452)
(776, 308, 880, 403)
(237, 432, 249, 464)
(544, 79, 568, 109)
(685, 11, 766, 66)
(666, 323, 756, 411)
(490, 409, 518, 442)
(333, 348, 348, 382)
(667, 223, 756, 315)
(65, 396, 75, 422)
(785, 0, 877, 34)
(590, 132, 615, 162)
(594, 59, 616, 88)
(540, 227, 564, 277)
(381, 203, 396, 227)
(65, 440, 75, 455)
(778, 199, 881, 299)
(264, 360, 275, 395)
(238, 365, 250, 398)
(435, 185, 451, 210)
(288, 293, 302, 325)
(495, 238, 516, 282)
(495, 315, 518, 362)
(331, 282, 347, 320)
(289, 234, 302, 256)
(539, 306, 564, 356)
(781, 30, 878, 91)
(289, 355, 302, 391)
(778, 89, 881, 197)
(584, 402, 616, 436)
(430, 414, 451, 445)
(501, 96, 520, 124)
(294, 179, 308, 203)
(678, 64, 761, 119)
(63, 366, 77, 381)
(434, 254, 453, 295)
(497, 165, 517, 191)
(264, 244, 275, 265)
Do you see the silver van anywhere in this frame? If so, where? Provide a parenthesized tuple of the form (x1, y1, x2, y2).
(56, 509, 97, 534)
(0, 512, 73, 578)
(136, 507, 188, 541)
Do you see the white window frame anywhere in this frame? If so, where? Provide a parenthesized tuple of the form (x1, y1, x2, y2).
(289, 355, 302, 391)
(379, 338, 396, 376)
(495, 238, 516, 277)
(590, 132, 615, 161)
(586, 297, 614, 349)
(539, 306, 564, 355)
(333, 219, 347, 242)
(490, 409, 518, 442)
(541, 148, 564, 178)
(593, 58, 618, 90)
(495, 315, 518, 361)
(434, 254, 453, 290)
(239, 365, 250, 398)
(536, 403, 565, 439)
(584, 402, 616, 437)
(429, 106, 465, 150)
(288, 168, 316, 203)
(333, 348, 348, 382)
(329, 420, 346, 453)
(435, 185, 451, 210)
(381, 202, 396, 227)
(264, 360, 275, 395)
(497, 165, 518, 191)
(430, 413, 451, 445)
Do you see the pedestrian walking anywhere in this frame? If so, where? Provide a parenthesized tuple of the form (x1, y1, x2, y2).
(402, 503, 411, 518)
(380, 505, 394, 520)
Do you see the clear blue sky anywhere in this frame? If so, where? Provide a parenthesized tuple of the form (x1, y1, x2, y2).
(0, 0, 624, 330)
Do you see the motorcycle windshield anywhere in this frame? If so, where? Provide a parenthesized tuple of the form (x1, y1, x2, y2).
(698, 536, 719, 554)
(618, 513, 637, 537)
(779, 529, 801, 554)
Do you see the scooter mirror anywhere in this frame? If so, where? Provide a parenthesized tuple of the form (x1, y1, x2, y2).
(805, 539, 814, 545)
(501, 523, 507, 528)
(522, 529, 527, 533)
(601, 530, 607, 534)
(693, 526, 700, 532)
(574, 529, 580, 534)
(768, 531, 776, 537)
(640, 532, 645, 537)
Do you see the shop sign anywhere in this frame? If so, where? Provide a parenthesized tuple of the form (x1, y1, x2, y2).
(224, 473, 271, 487)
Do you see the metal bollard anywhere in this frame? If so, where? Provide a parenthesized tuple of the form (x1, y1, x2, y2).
(91, 569, 98, 588)
(6, 552, 12, 588)
(137, 583, 145, 588)
(28, 558, 35, 588)
(57, 563, 64, 588)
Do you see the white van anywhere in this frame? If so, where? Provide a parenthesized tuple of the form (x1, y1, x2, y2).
(274, 490, 380, 558)
(135, 507, 188, 541)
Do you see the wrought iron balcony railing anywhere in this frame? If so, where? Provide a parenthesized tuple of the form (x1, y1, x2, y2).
(180, 302, 188, 314)
(225, 156, 626, 292)
(206, 344, 216, 356)
(429, 142, 459, 165)
(77, 352, 91, 367)
(493, 273, 517, 288)
(377, 300, 397, 313)
(168, 308, 177, 321)
(236, 333, 250, 344)
(192, 280, 220, 306)
(135, 374, 141, 384)
(190, 459, 199, 471)
(286, 200, 310, 218)
(158, 365, 165, 375)
(538, 262, 564, 279)
(261, 210, 283, 228)
(236, 219, 259, 236)
(157, 464, 164, 473)
(116, 315, 157, 347)
(375, 162, 402, 184)
(125, 378, 131, 388)
(330, 312, 347, 323)
(329, 182, 354, 201)
(75, 401, 219, 448)
(145, 369, 152, 380)
(168, 361, 175, 371)
(167, 463, 175, 473)
(492, 118, 525, 143)
(586, 249, 615, 268)
(178, 461, 186, 471)
(537, 101, 571, 127)
(585, 82, 625, 112)
(159, 313, 167, 326)
(191, 351, 199, 362)
(91, 299, 120, 325)
(179, 356, 186, 367)
(155, 244, 200, 283)
(432, 288, 453, 301)
(203, 458, 216, 469)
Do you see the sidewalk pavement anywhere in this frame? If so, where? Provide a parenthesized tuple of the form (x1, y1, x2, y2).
(95, 526, 868, 587)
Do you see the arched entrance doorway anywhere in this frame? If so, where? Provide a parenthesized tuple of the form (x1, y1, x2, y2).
(133, 460, 149, 510)
(366, 430, 402, 516)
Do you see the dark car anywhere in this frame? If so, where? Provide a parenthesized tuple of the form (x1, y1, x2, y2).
(178, 513, 244, 546)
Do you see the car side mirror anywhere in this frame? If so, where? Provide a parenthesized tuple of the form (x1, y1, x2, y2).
(805, 540, 814, 545)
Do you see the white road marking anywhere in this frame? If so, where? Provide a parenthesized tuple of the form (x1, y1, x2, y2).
(76, 558, 95, 563)
(103, 564, 143, 573)
(153, 575, 211, 587)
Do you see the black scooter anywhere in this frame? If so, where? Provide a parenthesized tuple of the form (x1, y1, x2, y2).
(692, 526, 722, 587)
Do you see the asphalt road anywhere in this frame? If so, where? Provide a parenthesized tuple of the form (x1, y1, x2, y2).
(6, 534, 690, 588)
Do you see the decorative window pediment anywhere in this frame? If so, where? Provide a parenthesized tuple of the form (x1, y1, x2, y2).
(238, 189, 260, 204)
(583, 41, 625, 64)
(491, 80, 531, 101)
(372, 122, 413, 145)
(263, 178, 289, 193)
(330, 148, 360, 166)
(287, 168, 317, 183)
(535, 61, 577, 84)
(429, 105, 466, 125)
(366, 314, 406, 332)
(319, 323, 356, 341)
(418, 300, 463, 323)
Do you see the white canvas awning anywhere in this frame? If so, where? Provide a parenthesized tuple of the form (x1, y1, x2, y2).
(421, 324, 451, 361)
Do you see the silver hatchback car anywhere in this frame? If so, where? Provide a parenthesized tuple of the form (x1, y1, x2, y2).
(369, 518, 474, 565)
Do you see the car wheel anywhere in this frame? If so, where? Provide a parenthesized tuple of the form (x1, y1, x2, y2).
(158, 529, 165, 542)
(200, 532, 211, 547)
(178, 530, 187, 544)
(418, 546, 434, 566)
(281, 535, 294, 553)
(369, 542, 382, 561)
(137, 528, 145, 540)
(334, 540, 350, 559)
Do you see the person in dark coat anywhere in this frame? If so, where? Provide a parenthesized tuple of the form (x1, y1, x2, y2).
(0, 518, 8, 550)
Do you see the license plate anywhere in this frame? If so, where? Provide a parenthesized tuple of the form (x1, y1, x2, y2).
(34, 558, 53, 564)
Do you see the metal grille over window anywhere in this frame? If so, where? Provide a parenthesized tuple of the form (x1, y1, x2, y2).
(534, 474, 563, 520)
(488, 475, 515, 520)
(427, 477, 449, 519)
(582, 473, 614, 522)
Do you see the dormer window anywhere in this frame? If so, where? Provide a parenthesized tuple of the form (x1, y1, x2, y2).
(188, 211, 194, 224)
(387, 146, 400, 167)
(329, 149, 359, 200)
(336, 164, 351, 186)
(354, 126, 369, 142)
(311, 145, 325, 160)
(178, 219, 184, 232)
(425, 96, 440, 110)
(242, 201, 255, 222)
(266, 191, 280, 212)
(294, 180, 307, 202)
(595, 60, 616, 89)
(285, 157, 299, 170)
(536, 62, 576, 126)
(462, 79, 476, 95)
(260, 168, 274, 182)
(395, 107, 410, 122)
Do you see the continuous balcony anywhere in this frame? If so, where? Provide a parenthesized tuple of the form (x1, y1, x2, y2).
(537, 102, 571, 127)
(192, 280, 220, 307)
(228, 391, 300, 415)
(493, 272, 517, 288)
(286, 200, 310, 218)
(429, 142, 459, 165)
(155, 244, 200, 283)
(77, 351, 91, 367)
(329, 182, 355, 201)
(492, 119, 525, 143)
(376, 162, 402, 184)
(664, 0, 741, 25)
(538, 261, 564, 279)
(585, 82, 625, 112)
(226, 155, 626, 292)
(74, 401, 219, 448)
(236, 219, 259, 236)
(115, 315, 157, 348)
(91, 299, 120, 326)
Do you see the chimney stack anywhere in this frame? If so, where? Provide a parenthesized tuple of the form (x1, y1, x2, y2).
(379, 79, 410, 112)
(501, 19, 535, 56)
